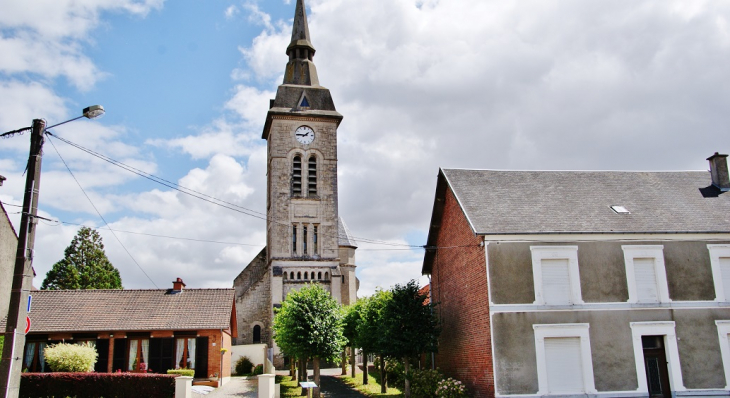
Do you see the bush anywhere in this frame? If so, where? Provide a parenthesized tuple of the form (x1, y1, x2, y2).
(20, 372, 176, 398)
(253, 364, 264, 375)
(44, 342, 97, 372)
(235, 356, 254, 375)
(436, 377, 468, 398)
(167, 369, 195, 377)
(411, 369, 443, 398)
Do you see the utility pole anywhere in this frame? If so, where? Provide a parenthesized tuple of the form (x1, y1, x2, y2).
(0, 119, 46, 398)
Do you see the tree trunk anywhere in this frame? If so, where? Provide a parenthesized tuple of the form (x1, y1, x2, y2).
(290, 358, 296, 381)
(299, 358, 307, 396)
(341, 349, 347, 375)
(379, 354, 387, 393)
(404, 357, 411, 398)
(350, 347, 356, 378)
(313, 357, 321, 398)
(362, 350, 368, 385)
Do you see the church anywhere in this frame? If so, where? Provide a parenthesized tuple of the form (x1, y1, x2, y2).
(232, 0, 359, 360)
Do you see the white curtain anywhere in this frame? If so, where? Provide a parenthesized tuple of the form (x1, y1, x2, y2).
(141, 339, 149, 366)
(187, 339, 196, 369)
(128, 340, 138, 371)
(176, 339, 185, 369)
(24, 343, 36, 370)
(38, 343, 46, 372)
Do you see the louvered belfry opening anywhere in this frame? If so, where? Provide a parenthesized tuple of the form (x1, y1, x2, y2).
(292, 155, 302, 196)
(308, 156, 317, 196)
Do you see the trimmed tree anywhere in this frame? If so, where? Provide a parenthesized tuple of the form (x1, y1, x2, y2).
(273, 284, 346, 398)
(343, 299, 365, 378)
(41, 227, 122, 290)
(379, 280, 440, 398)
(357, 289, 391, 387)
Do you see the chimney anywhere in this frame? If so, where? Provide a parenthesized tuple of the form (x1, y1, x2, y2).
(172, 277, 186, 292)
(707, 152, 730, 191)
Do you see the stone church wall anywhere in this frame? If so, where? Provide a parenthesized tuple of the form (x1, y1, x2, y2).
(233, 247, 272, 346)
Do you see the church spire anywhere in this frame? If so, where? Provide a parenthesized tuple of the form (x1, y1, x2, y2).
(283, 0, 319, 86)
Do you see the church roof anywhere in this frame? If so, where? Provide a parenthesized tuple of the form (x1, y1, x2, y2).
(338, 217, 358, 248)
(1, 288, 236, 333)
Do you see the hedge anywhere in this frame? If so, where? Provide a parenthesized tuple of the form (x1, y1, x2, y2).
(20, 372, 177, 398)
(167, 369, 194, 377)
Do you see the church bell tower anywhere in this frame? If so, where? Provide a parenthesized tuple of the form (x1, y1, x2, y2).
(262, 0, 356, 306)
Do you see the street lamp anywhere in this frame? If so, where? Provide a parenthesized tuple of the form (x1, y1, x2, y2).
(0, 106, 105, 398)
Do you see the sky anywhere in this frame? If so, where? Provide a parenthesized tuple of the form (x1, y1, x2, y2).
(1, 0, 730, 297)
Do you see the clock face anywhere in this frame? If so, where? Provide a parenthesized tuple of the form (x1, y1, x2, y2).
(295, 126, 315, 145)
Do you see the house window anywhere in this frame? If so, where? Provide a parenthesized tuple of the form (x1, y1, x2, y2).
(630, 322, 685, 394)
(530, 246, 583, 305)
(533, 324, 596, 395)
(292, 156, 302, 196)
(23, 342, 47, 372)
(715, 321, 730, 388)
(175, 337, 196, 370)
(308, 156, 317, 196)
(128, 338, 150, 371)
(253, 325, 262, 344)
(708, 245, 730, 302)
(622, 246, 670, 303)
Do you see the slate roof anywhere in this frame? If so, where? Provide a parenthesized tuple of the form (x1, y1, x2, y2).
(1, 288, 235, 333)
(338, 217, 358, 248)
(441, 168, 730, 235)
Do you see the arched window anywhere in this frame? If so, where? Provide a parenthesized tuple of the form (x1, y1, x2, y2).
(290, 272, 295, 280)
(318, 272, 322, 280)
(297, 272, 301, 280)
(325, 272, 329, 280)
(253, 325, 261, 344)
(292, 156, 302, 196)
(304, 272, 309, 280)
(308, 156, 317, 196)
(283, 273, 287, 280)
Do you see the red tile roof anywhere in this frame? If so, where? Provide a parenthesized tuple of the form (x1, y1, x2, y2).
(2, 288, 235, 333)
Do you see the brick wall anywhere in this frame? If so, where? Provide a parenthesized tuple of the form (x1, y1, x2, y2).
(431, 187, 494, 397)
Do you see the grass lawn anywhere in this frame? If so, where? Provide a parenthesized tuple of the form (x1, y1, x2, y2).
(277, 375, 304, 398)
(340, 372, 404, 397)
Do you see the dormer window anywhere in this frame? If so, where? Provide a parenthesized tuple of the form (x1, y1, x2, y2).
(292, 156, 302, 196)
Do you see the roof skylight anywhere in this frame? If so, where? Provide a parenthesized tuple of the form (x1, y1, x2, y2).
(610, 205, 630, 214)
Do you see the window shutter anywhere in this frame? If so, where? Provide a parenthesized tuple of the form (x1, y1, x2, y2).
(634, 258, 658, 302)
(721, 258, 730, 300)
(545, 337, 584, 393)
(542, 259, 571, 304)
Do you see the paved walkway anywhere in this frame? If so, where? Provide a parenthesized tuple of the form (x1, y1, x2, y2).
(192, 369, 366, 397)
(193, 377, 257, 398)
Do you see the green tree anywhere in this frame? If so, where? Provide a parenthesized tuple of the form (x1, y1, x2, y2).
(41, 227, 122, 290)
(343, 299, 364, 378)
(273, 284, 346, 398)
(379, 280, 440, 398)
(357, 289, 391, 387)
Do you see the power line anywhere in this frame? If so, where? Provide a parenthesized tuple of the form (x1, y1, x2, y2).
(47, 132, 422, 249)
(46, 135, 160, 288)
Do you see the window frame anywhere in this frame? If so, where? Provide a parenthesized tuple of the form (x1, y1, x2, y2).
(530, 246, 583, 305)
(630, 321, 685, 394)
(622, 245, 670, 303)
(708, 245, 730, 302)
(716, 320, 730, 390)
(533, 323, 596, 395)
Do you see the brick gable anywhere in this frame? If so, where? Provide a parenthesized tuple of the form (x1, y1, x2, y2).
(431, 186, 494, 397)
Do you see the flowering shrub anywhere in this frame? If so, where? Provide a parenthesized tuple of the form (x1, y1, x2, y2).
(167, 369, 194, 377)
(44, 342, 97, 372)
(410, 369, 443, 397)
(436, 377, 468, 398)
